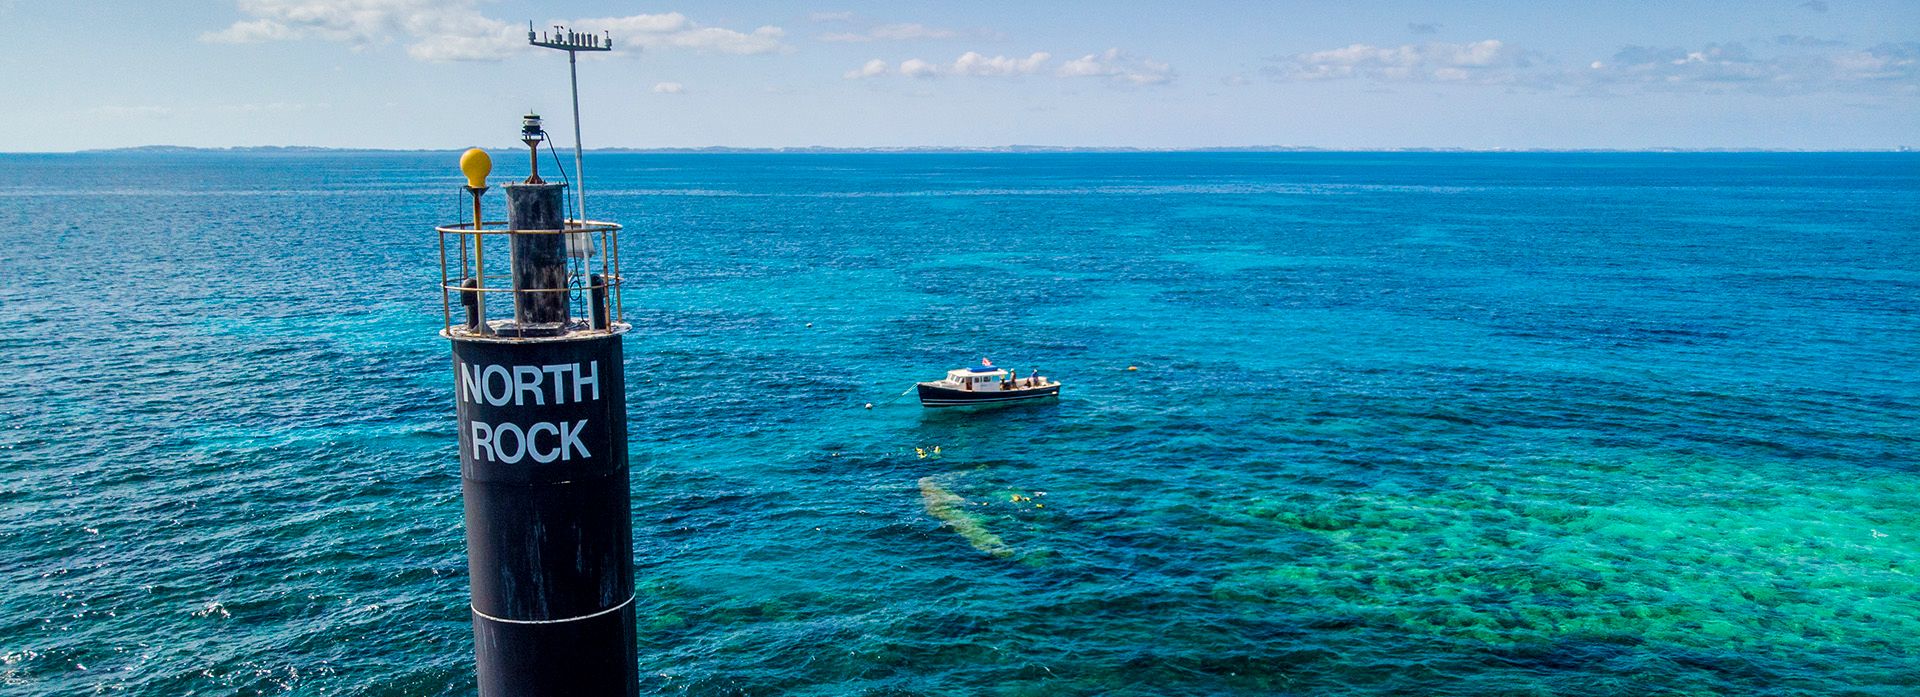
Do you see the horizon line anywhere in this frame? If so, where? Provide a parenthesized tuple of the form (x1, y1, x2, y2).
(8, 144, 1916, 155)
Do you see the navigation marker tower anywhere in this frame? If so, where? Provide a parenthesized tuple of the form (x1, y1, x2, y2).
(439, 127, 633, 693)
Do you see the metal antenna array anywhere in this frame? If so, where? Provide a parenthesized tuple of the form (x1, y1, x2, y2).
(529, 22, 613, 224)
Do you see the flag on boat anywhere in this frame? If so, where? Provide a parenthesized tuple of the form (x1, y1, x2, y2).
(981, 357, 993, 367)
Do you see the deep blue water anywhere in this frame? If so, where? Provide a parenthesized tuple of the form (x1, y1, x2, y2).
(1, 151, 1918, 695)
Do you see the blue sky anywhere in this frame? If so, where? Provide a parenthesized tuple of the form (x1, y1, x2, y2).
(8, 1, 1918, 151)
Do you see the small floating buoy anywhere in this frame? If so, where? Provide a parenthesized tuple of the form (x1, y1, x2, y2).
(932, 446, 941, 455)
(805, 322, 813, 328)
(915, 447, 927, 459)
(1126, 366, 1139, 371)
(864, 403, 873, 409)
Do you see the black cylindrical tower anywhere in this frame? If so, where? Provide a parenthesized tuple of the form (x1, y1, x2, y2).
(505, 183, 571, 331)
(455, 335, 634, 696)
(441, 148, 635, 696)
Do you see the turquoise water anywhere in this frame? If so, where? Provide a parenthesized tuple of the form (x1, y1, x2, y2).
(1, 152, 1917, 695)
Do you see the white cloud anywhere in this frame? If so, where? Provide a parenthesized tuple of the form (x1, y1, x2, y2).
(953, 51, 1050, 76)
(409, 27, 523, 62)
(203, 1, 786, 61)
(899, 58, 941, 78)
(844, 58, 889, 79)
(1057, 48, 1174, 85)
(820, 22, 963, 43)
(1268, 35, 1915, 95)
(850, 51, 1049, 79)
(1777, 35, 1847, 48)
(205, 18, 298, 43)
(653, 81, 685, 94)
(580, 13, 786, 55)
(846, 49, 1174, 85)
(1831, 43, 1920, 81)
(202, 0, 517, 60)
(1595, 44, 1776, 84)
(1589, 42, 1919, 90)
(1270, 39, 1531, 83)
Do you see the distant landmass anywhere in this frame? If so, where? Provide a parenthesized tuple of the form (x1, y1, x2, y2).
(73, 144, 1914, 154)
(82, 145, 362, 154)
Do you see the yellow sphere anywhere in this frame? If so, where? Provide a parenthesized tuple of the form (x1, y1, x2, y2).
(459, 148, 492, 189)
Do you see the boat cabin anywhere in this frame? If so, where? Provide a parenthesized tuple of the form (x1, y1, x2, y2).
(943, 366, 1007, 390)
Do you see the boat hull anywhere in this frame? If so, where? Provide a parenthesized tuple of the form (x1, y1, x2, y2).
(917, 382, 1060, 408)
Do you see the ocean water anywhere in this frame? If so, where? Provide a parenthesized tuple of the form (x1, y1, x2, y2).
(1, 151, 1917, 696)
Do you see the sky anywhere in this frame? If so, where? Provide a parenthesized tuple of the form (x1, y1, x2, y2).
(6, 1, 1919, 151)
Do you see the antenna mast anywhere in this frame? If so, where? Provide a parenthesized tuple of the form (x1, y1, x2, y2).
(529, 22, 613, 224)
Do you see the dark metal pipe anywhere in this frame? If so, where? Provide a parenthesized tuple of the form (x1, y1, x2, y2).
(460, 276, 482, 332)
(589, 273, 609, 330)
(504, 183, 570, 334)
